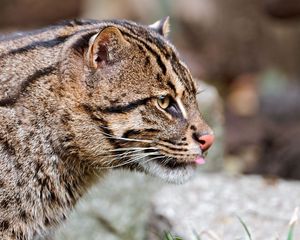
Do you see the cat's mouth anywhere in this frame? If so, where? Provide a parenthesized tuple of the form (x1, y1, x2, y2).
(138, 154, 206, 184)
(153, 155, 205, 169)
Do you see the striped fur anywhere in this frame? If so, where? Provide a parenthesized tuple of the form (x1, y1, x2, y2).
(0, 18, 212, 239)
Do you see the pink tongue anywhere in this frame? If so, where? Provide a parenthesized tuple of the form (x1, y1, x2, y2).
(195, 156, 206, 165)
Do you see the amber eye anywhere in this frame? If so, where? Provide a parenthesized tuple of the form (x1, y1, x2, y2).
(157, 95, 171, 109)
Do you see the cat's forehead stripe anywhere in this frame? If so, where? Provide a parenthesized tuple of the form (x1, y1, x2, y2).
(167, 80, 176, 95)
(108, 22, 196, 95)
(173, 60, 196, 94)
(121, 31, 167, 75)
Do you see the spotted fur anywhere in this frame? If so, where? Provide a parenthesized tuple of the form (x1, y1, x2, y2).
(0, 18, 212, 239)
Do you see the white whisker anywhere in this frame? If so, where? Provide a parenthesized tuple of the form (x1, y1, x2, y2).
(95, 151, 160, 169)
(105, 135, 152, 143)
(101, 132, 153, 143)
(141, 155, 166, 164)
(107, 147, 157, 152)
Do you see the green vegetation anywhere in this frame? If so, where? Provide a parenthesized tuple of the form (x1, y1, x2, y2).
(163, 208, 298, 240)
(237, 216, 252, 240)
(163, 232, 183, 240)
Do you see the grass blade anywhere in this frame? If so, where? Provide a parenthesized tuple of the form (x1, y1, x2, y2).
(236, 216, 252, 240)
(287, 225, 294, 240)
(163, 232, 183, 240)
(163, 232, 174, 240)
(287, 207, 299, 240)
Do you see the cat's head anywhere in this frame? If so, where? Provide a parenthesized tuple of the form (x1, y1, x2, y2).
(63, 18, 214, 184)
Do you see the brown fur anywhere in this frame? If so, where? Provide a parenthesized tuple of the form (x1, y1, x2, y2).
(0, 19, 212, 239)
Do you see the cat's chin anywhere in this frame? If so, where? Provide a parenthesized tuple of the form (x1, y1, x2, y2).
(139, 159, 197, 184)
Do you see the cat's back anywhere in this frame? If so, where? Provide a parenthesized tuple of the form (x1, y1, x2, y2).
(0, 19, 101, 55)
(0, 19, 105, 104)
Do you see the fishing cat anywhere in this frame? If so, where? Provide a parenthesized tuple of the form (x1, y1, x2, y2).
(0, 18, 214, 239)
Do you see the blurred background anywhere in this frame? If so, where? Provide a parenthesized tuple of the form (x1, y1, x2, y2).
(1, 0, 300, 239)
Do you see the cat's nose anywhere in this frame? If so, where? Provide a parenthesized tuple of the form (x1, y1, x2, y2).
(198, 134, 214, 152)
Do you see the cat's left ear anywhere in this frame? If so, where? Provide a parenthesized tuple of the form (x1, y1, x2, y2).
(149, 16, 170, 37)
(86, 26, 129, 69)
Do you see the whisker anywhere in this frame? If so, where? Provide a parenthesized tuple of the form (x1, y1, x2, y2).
(157, 147, 189, 156)
(107, 147, 157, 152)
(141, 155, 166, 164)
(104, 135, 152, 143)
(99, 127, 154, 143)
(95, 151, 160, 169)
(157, 143, 188, 151)
(93, 146, 159, 168)
(100, 149, 155, 161)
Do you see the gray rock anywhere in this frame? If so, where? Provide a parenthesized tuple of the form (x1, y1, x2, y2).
(147, 173, 300, 240)
(54, 171, 165, 240)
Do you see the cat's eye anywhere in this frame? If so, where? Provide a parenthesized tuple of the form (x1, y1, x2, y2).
(157, 95, 171, 109)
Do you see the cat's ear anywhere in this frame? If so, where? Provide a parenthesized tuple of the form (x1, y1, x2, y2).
(149, 16, 170, 37)
(87, 26, 129, 69)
